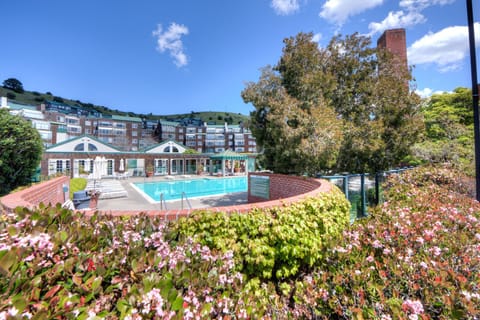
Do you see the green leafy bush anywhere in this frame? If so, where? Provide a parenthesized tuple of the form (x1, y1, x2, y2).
(172, 187, 350, 280)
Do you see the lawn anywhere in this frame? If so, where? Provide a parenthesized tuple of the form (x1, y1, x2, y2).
(69, 177, 87, 199)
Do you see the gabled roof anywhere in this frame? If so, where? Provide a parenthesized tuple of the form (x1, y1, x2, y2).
(144, 140, 188, 154)
(45, 134, 123, 153)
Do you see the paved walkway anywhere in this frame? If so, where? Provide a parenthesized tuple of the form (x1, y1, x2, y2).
(95, 175, 248, 212)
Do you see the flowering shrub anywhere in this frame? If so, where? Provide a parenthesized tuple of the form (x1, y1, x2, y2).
(288, 166, 480, 318)
(0, 165, 479, 319)
(0, 205, 247, 319)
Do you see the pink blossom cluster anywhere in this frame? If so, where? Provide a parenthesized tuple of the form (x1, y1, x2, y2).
(402, 299, 424, 318)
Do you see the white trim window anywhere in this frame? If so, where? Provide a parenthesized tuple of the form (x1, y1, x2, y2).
(48, 159, 71, 175)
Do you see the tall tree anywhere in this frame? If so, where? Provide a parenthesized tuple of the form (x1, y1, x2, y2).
(243, 66, 342, 175)
(243, 32, 422, 175)
(2, 78, 24, 93)
(0, 109, 43, 196)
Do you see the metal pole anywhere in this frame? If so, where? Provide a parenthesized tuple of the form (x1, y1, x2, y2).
(466, 0, 480, 201)
(360, 174, 366, 218)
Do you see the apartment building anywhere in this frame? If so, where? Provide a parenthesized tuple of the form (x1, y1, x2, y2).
(2, 97, 257, 154)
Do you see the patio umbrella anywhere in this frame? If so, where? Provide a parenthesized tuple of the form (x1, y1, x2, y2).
(102, 156, 108, 176)
(119, 158, 125, 172)
(93, 156, 103, 180)
(92, 156, 103, 190)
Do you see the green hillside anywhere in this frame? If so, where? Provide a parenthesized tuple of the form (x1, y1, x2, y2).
(0, 86, 250, 125)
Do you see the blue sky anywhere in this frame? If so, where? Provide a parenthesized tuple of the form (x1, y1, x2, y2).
(1, 0, 479, 115)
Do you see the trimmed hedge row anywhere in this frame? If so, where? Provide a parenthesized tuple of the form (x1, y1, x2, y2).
(171, 187, 351, 280)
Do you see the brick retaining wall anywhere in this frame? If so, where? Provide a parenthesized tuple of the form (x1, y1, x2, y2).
(248, 173, 322, 203)
(0, 176, 69, 213)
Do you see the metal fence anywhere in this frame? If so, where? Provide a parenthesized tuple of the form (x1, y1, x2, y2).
(319, 168, 412, 222)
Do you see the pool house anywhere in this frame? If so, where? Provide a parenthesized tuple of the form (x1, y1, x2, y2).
(41, 135, 255, 178)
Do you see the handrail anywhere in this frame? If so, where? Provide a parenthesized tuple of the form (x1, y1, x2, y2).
(181, 192, 192, 210)
(159, 193, 168, 211)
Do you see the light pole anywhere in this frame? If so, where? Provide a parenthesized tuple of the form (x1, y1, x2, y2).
(466, 0, 480, 201)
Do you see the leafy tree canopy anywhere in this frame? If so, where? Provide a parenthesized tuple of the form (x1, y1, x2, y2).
(2, 78, 24, 93)
(0, 109, 43, 196)
(243, 32, 423, 175)
(412, 87, 474, 175)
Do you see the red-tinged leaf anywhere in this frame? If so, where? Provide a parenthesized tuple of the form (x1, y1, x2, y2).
(50, 295, 60, 307)
(44, 285, 61, 299)
(72, 274, 82, 286)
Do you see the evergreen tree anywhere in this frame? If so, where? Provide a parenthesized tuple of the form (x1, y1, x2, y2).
(0, 109, 43, 196)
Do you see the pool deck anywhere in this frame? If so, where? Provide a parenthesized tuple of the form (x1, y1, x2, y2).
(95, 175, 248, 213)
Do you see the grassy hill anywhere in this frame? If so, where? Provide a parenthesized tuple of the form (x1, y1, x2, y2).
(0, 86, 250, 125)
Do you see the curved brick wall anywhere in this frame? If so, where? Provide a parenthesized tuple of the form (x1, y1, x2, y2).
(0, 176, 69, 213)
(0, 174, 333, 219)
(98, 173, 333, 219)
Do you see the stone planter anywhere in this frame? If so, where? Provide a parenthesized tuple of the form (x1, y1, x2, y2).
(88, 192, 101, 209)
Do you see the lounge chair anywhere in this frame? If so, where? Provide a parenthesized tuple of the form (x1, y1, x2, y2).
(73, 191, 91, 209)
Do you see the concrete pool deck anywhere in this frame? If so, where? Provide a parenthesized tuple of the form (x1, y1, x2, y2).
(95, 175, 248, 212)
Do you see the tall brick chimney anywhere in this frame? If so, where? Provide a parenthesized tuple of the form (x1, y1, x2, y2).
(377, 28, 408, 70)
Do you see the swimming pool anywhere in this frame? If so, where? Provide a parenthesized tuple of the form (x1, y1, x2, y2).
(133, 176, 248, 202)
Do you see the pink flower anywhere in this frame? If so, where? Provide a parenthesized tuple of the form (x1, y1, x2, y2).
(372, 240, 383, 249)
(318, 288, 329, 301)
(402, 299, 424, 315)
(237, 308, 248, 319)
(219, 274, 227, 285)
(429, 246, 441, 256)
(423, 229, 435, 240)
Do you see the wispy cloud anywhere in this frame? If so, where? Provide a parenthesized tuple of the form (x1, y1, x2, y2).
(152, 23, 189, 67)
(408, 23, 480, 73)
(368, 10, 425, 35)
(319, 0, 384, 26)
(271, 0, 300, 15)
(368, 0, 454, 35)
(399, 0, 455, 11)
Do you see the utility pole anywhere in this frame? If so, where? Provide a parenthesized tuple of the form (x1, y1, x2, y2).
(466, 0, 480, 201)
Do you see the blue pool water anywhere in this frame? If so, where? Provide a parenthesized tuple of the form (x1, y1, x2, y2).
(134, 177, 248, 202)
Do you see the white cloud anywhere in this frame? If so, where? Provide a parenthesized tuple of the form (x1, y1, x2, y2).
(368, 10, 425, 35)
(368, 0, 455, 35)
(415, 87, 433, 98)
(153, 23, 189, 67)
(312, 33, 322, 43)
(415, 87, 449, 98)
(407, 23, 480, 72)
(271, 0, 300, 15)
(319, 0, 384, 26)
